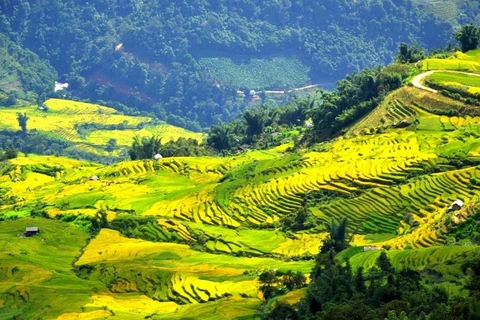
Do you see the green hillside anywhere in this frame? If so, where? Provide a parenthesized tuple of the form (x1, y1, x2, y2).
(0, 98, 204, 163)
(2, 58, 480, 317)
(4, 42, 480, 318)
(0, 35, 57, 104)
(2, 0, 480, 130)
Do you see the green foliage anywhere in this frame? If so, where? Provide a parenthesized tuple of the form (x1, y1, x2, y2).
(110, 216, 183, 243)
(0, 34, 56, 101)
(105, 138, 117, 152)
(159, 138, 212, 158)
(129, 135, 211, 159)
(309, 66, 410, 140)
(268, 249, 480, 320)
(128, 136, 162, 160)
(462, 258, 480, 298)
(0, 145, 18, 161)
(279, 207, 318, 232)
(0, 130, 117, 164)
(396, 43, 425, 64)
(455, 24, 480, 52)
(16, 112, 28, 135)
(258, 269, 306, 301)
(198, 56, 310, 89)
(0, 0, 471, 129)
(30, 201, 49, 218)
(320, 218, 349, 254)
(207, 98, 317, 152)
(376, 251, 394, 274)
(446, 204, 480, 244)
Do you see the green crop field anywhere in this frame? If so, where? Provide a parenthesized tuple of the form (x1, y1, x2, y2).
(422, 49, 480, 73)
(426, 71, 480, 94)
(2, 61, 480, 318)
(0, 99, 204, 158)
(198, 56, 310, 89)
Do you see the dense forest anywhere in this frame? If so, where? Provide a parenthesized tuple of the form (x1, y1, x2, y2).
(1, 0, 479, 130)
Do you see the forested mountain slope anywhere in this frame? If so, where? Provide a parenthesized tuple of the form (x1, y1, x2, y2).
(1, 0, 480, 130)
(0, 35, 56, 104)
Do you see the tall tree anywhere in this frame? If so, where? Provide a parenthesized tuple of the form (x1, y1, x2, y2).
(128, 136, 162, 160)
(455, 24, 480, 52)
(321, 217, 349, 253)
(16, 112, 29, 136)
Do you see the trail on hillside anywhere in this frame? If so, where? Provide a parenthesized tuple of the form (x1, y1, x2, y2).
(411, 69, 480, 93)
(264, 84, 320, 94)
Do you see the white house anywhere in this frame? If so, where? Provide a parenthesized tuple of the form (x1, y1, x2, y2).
(448, 199, 464, 212)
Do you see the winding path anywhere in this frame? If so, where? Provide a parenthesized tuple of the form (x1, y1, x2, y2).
(411, 69, 480, 94)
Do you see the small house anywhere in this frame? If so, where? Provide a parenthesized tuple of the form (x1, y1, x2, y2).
(154, 153, 163, 160)
(448, 199, 464, 212)
(54, 81, 69, 92)
(89, 175, 99, 181)
(25, 227, 40, 237)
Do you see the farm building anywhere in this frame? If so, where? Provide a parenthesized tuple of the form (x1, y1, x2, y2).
(448, 200, 464, 212)
(54, 81, 69, 92)
(24, 227, 40, 237)
(154, 153, 163, 160)
(90, 175, 99, 181)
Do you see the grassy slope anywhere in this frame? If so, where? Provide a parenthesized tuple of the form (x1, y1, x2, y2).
(422, 49, 480, 73)
(0, 218, 100, 320)
(0, 98, 204, 157)
(2, 66, 480, 317)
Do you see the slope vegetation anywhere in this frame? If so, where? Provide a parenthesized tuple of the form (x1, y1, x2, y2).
(0, 98, 204, 159)
(2, 65, 480, 317)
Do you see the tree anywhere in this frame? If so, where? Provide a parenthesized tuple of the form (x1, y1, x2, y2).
(268, 303, 299, 320)
(396, 43, 424, 63)
(282, 270, 306, 291)
(321, 217, 349, 253)
(206, 123, 239, 151)
(462, 258, 480, 298)
(128, 136, 162, 160)
(105, 138, 117, 152)
(95, 209, 109, 229)
(6, 91, 19, 106)
(376, 251, 394, 274)
(16, 112, 29, 136)
(354, 267, 366, 293)
(1, 145, 18, 160)
(455, 24, 480, 52)
(259, 269, 281, 300)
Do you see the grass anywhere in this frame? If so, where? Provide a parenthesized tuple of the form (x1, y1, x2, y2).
(422, 49, 480, 73)
(0, 218, 101, 320)
(349, 246, 480, 295)
(426, 71, 480, 94)
(2, 86, 480, 317)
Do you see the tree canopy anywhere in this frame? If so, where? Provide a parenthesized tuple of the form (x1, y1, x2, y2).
(455, 24, 480, 52)
(1, 0, 476, 130)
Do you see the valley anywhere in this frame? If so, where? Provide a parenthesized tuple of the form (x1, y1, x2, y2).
(2, 53, 480, 317)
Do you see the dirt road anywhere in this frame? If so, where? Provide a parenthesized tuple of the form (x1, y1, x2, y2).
(411, 70, 480, 94)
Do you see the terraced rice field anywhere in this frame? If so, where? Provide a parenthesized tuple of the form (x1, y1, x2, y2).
(426, 71, 480, 95)
(2, 91, 480, 318)
(0, 99, 204, 157)
(413, 0, 461, 22)
(76, 229, 312, 305)
(422, 49, 480, 73)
